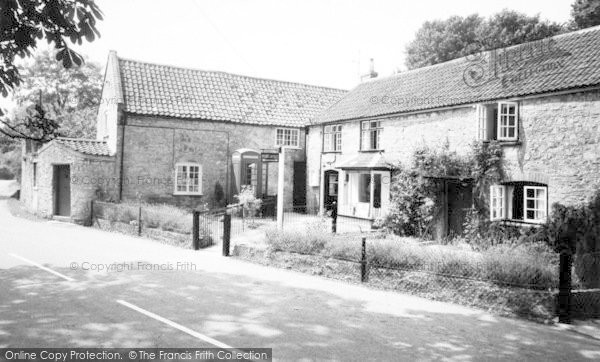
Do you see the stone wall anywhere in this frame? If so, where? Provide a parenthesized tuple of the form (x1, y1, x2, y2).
(20, 143, 116, 222)
(307, 89, 600, 212)
(503, 90, 600, 207)
(119, 115, 305, 209)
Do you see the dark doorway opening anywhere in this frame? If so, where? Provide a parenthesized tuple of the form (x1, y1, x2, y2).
(447, 180, 473, 237)
(53, 164, 71, 217)
(293, 161, 306, 212)
(323, 169, 339, 212)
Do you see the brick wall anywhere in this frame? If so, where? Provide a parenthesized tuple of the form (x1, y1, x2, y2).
(119, 115, 305, 209)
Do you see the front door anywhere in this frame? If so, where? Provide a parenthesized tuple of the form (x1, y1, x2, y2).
(53, 165, 71, 216)
(324, 170, 339, 211)
(447, 180, 473, 237)
(293, 161, 306, 212)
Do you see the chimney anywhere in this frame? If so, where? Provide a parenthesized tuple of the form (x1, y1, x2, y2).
(369, 58, 378, 78)
(361, 58, 378, 82)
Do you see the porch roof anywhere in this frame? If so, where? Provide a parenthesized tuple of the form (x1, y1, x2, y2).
(338, 153, 390, 170)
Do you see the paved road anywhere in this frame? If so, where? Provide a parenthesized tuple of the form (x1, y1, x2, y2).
(0, 200, 599, 361)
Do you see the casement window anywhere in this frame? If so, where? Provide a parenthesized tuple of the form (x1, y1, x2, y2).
(497, 102, 518, 140)
(361, 121, 382, 150)
(276, 128, 300, 147)
(489, 184, 547, 224)
(490, 185, 505, 221)
(524, 186, 547, 223)
(476, 102, 519, 141)
(174, 163, 202, 195)
(324, 124, 342, 152)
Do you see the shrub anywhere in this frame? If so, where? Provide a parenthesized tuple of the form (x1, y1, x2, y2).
(265, 222, 329, 254)
(102, 203, 137, 224)
(234, 185, 263, 220)
(546, 190, 600, 288)
(482, 243, 557, 289)
(142, 203, 192, 234)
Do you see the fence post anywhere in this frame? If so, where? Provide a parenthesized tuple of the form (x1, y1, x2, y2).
(223, 213, 231, 257)
(360, 237, 368, 282)
(137, 205, 142, 236)
(331, 201, 337, 234)
(89, 200, 94, 227)
(558, 250, 572, 324)
(193, 211, 200, 250)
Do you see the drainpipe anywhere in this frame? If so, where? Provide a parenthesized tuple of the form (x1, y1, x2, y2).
(117, 106, 127, 201)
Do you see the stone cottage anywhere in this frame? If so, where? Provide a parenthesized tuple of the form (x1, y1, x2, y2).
(20, 51, 346, 222)
(306, 25, 600, 237)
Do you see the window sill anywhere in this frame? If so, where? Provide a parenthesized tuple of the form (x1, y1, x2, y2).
(322, 151, 342, 154)
(173, 192, 203, 196)
(483, 140, 521, 146)
(493, 219, 545, 227)
(275, 145, 301, 150)
(359, 149, 384, 153)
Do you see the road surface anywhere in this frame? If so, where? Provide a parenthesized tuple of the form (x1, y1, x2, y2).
(0, 199, 599, 361)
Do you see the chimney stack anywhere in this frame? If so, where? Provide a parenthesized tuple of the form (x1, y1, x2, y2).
(369, 58, 378, 78)
(361, 58, 378, 82)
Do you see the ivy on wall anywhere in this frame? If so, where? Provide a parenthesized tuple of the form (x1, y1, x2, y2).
(385, 140, 504, 240)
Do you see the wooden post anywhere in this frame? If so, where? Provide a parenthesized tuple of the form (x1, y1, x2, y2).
(137, 205, 142, 236)
(89, 200, 94, 227)
(558, 250, 572, 324)
(193, 211, 200, 250)
(361, 237, 368, 282)
(331, 201, 337, 234)
(223, 213, 231, 256)
(277, 147, 285, 230)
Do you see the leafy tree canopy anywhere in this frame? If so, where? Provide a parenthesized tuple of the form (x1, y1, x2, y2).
(570, 0, 600, 29)
(11, 49, 102, 139)
(0, 0, 102, 98)
(405, 10, 565, 70)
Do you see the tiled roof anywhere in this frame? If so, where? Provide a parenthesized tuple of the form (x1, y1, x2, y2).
(338, 153, 390, 170)
(117, 58, 347, 127)
(318, 26, 600, 123)
(56, 138, 112, 156)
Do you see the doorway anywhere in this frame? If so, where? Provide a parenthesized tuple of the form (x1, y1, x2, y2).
(293, 161, 306, 211)
(324, 170, 339, 211)
(53, 164, 71, 216)
(447, 180, 473, 237)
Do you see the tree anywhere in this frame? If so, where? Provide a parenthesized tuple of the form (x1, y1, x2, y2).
(479, 10, 565, 50)
(0, 0, 102, 140)
(405, 10, 565, 70)
(0, 50, 102, 179)
(11, 50, 102, 139)
(405, 15, 483, 70)
(571, 0, 600, 29)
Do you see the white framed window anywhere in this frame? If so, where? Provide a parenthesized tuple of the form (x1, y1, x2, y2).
(489, 184, 547, 224)
(524, 186, 547, 223)
(497, 102, 518, 141)
(490, 185, 505, 221)
(174, 163, 202, 195)
(276, 128, 300, 147)
(476, 102, 519, 142)
(361, 121, 382, 150)
(476, 104, 488, 141)
(324, 124, 342, 152)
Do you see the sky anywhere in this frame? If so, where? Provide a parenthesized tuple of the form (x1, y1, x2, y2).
(1, 0, 575, 110)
